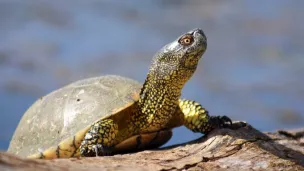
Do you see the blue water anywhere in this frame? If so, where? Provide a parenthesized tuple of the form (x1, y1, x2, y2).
(0, 1, 303, 150)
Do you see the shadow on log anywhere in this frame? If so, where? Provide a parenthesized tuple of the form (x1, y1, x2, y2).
(1, 122, 304, 171)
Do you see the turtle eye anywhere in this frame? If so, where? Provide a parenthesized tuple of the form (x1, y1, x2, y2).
(179, 34, 194, 46)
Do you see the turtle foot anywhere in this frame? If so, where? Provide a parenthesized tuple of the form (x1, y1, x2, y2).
(209, 115, 232, 129)
(94, 144, 113, 157)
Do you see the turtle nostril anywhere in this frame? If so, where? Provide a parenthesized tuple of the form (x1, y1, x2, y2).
(193, 28, 204, 36)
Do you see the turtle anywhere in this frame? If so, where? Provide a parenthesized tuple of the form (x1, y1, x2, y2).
(8, 28, 231, 159)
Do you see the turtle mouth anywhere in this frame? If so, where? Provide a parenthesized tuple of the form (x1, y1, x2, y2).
(183, 61, 199, 70)
(181, 49, 204, 70)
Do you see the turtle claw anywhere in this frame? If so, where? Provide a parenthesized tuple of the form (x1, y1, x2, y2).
(94, 144, 112, 156)
(94, 145, 99, 157)
(209, 115, 232, 129)
(219, 115, 232, 128)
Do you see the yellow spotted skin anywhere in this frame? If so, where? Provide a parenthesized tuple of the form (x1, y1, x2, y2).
(177, 99, 231, 134)
(27, 28, 231, 159)
(79, 119, 118, 156)
(179, 99, 212, 133)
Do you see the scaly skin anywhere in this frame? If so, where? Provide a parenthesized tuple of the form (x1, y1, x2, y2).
(179, 99, 231, 133)
(134, 29, 207, 133)
(27, 28, 231, 159)
(80, 28, 231, 157)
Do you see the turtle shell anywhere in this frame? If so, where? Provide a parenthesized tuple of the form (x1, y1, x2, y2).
(8, 75, 142, 157)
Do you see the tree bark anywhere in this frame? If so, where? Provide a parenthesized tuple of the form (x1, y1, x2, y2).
(1, 122, 304, 171)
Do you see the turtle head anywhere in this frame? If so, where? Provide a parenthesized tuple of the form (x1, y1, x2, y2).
(149, 28, 207, 85)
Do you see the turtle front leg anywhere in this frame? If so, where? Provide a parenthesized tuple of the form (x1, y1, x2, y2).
(80, 119, 118, 157)
(179, 99, 232, 134)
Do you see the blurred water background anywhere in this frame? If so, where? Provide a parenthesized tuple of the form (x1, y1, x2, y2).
(0, 0, 303, 150)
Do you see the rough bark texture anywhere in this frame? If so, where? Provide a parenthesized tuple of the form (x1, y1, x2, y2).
(1, 122, 304, 171)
